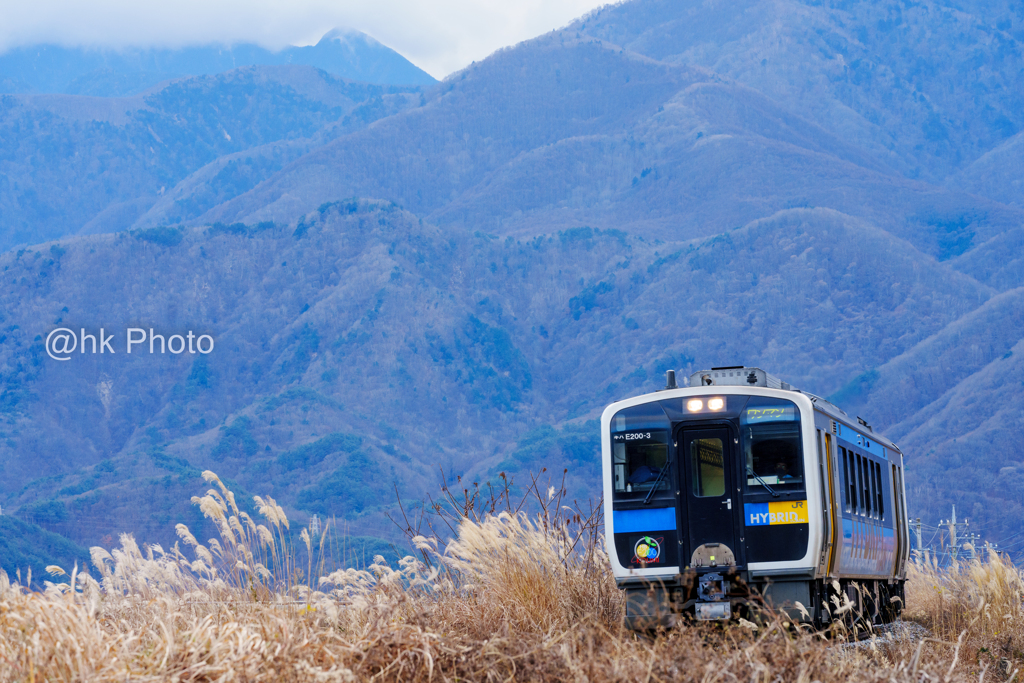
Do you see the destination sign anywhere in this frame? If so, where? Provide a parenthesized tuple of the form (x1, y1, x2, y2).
(741, 405, 797, 424)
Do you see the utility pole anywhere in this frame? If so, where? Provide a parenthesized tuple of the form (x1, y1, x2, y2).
(949, 506, 958, 560)
(914, 518, 923, 560)
(951, 506, 958, 559)
(939, 505, 970, 562)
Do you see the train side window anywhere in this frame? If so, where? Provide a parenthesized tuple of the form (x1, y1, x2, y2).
(853, 453, 859, 512)
(840, 447, 848, 511)
(842, 448, 853, 513)
(874, 462, 884, 518)
(868, 459, 877, 518)
(852, 453, 860, 512)
(855, 453, 864, 513)
(862, 455, 871, 516)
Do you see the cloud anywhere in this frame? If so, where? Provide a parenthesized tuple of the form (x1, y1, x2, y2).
(0, 0, 610, 78)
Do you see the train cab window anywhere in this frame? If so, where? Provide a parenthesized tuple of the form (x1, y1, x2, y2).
(741, 397, 804, 492)
(691, 437, 725, 497)
(610, 402, 671, 499)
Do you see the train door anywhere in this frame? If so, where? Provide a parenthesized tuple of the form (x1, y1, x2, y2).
(678, 426, 741, 565)
(823, 432, 839, 575)
(892, 464, 907, 577)
(816, 429, 834, 576)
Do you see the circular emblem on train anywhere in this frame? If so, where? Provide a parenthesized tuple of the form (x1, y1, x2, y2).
(633, 536, 660, 563)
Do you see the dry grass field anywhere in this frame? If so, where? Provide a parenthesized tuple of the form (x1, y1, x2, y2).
(1, 471, 1021, 682)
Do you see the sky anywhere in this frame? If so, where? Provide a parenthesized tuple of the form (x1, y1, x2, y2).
(0, 0, 611, 78)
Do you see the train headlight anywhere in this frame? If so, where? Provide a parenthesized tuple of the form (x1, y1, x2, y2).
(708, 397, 725, 411)
(687, 399, 703, 412)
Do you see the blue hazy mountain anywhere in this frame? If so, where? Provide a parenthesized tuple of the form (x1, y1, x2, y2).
(5, 0, 1024, 257)
(2, 0, 1024, 560)
(193, 33, 1024, 265)
(573, 0, 1024, 184)
(0, 65, 425, 249)
(170, 0, 1024, 258)
(0, 514, 90, 586)
(0, 205, 1003, 553)
(0, 28, 436, 97)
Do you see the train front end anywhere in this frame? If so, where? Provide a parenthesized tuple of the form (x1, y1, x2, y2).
(603, 367, 821, 629)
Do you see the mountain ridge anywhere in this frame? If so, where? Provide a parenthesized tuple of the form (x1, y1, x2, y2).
(0, 29, 436, 96)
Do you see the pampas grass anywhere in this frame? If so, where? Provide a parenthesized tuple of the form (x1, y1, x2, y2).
(1, 470, 1021, 681)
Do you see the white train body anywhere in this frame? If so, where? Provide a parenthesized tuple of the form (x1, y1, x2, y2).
(601, 367, 910, 628)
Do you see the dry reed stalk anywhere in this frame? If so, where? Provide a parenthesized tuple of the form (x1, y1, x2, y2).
(1, 471, 1020, 682)
(904, 550, 1024, 678)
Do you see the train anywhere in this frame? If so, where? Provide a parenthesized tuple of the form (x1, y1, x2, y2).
(601, 366, 910, 629)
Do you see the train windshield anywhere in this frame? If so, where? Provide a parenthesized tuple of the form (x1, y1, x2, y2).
(741, 397, 804, 492)
(610, 402, 671, 499)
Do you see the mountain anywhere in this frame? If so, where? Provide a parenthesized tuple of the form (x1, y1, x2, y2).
(133, 5, 1024, 262)
(129, 33, 1024, 266)
(0, 204, 1007, 553)
(0, 514, 91, 586)
(0, 29, 436, 97)
(2, 0, 1024, 558)
(6, 2, 1024, 260)
(0, 65, 424, 249)
(829, 287, 1024, 541)
(952, 131, 1024, 207)
(575, 0, 1024, 184)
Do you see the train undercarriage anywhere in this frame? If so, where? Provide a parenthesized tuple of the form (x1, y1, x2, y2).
(621, 570, 905, 631)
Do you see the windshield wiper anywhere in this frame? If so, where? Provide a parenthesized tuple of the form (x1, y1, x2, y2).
(747, 467, 780, 497)
(643, 462, 671, 505)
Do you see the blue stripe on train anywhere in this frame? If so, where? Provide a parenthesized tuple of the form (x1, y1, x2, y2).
(612, 507, 677, 533)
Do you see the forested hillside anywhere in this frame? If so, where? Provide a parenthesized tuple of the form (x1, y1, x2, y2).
(0, 203, 1016, 552)
(1, 0, 1024, 557)
(0, 66, 424, 249)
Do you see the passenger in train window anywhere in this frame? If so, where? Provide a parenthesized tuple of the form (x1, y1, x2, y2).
(774, 460, 796, 480)
(628, 463, 662, 485)
(614, 436, 670, 495)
